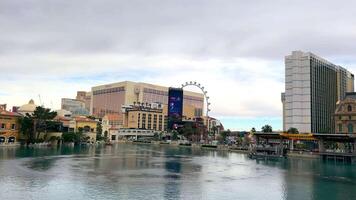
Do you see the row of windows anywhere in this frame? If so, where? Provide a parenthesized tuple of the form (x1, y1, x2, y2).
(184, 96, 204, 102)
(143, 88, 168, 96)
(93, 87, 125, 95)
(338, 123, 354, 133)
(109, 120, 123, 126)
(0, 123, 16, 130)
(143, 88, 203, 102)
(93, 109, 120, 117)
(338, 115, 353, 120)
(137, 113, 163, 131)
(118, 129, 154, 133)
(310, 58, 337, 133)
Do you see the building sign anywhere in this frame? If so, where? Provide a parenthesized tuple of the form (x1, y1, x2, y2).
(168, 87, 183, 129)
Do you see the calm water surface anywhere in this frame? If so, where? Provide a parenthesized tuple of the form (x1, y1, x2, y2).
(0, 144, 356, 200)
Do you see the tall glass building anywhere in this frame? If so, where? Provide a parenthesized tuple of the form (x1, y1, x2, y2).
(282, 51, 354, 133)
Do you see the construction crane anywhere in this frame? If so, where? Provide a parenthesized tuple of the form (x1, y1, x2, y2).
(38, 94, 44, 107)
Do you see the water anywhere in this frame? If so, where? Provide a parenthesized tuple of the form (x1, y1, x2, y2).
(0, 144, 356, 200)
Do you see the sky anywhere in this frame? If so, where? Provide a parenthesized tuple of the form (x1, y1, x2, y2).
(1, 0, 356, 131)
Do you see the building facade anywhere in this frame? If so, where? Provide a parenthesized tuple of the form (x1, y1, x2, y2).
(61, 98, 89, 116)
(91, 81, 204, 120)
(69, 116, 98, 142)
(122, 103, 166, 131)
(102, 114, 123, 140)
(335, 92, 356, 134)
(0, 106, 21, 143)
(282, 51, 354, 133)
(76, 91, 92, 112)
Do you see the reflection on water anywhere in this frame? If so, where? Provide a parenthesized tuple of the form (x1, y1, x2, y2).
(0, 144, 356, 200)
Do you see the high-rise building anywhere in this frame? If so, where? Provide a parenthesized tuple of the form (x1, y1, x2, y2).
(91, 81, 204, 121)
(61, 98, 89, 116)
(76, 91, 92, 112)
(282, 51, 354, 133)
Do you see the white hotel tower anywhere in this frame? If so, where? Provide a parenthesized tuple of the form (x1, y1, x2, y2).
(282, 51, 354, 134)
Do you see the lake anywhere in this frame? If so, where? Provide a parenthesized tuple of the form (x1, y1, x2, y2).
(0, 144, 355, 200)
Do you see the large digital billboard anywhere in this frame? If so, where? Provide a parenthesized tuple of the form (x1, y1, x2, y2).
(168, 87, 183, 129)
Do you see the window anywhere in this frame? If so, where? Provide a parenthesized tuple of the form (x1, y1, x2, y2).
(348, 105, 352, 112)
(348, 124, 353, 133)
(1, 123, 5, 129)
(83, 126, 91, 132)
(11, 124, 15, 130)
(349, 116, 352, 120)
(338, 124, 343, 132)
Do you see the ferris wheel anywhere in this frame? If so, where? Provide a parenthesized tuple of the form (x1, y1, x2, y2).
(181, 81, 211, 118)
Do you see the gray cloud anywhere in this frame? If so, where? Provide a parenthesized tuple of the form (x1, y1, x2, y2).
(1, 0, 356, 130)
(1, 0, 356, 58)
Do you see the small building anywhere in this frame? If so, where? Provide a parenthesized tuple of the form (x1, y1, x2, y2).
(113, 128, 156, 141)
(0, 105, 22, 144)
(335, 92, 356, 134)
(122, 103, 165, 131)
(54, 116, 71, 132)
(69, 116, 98, 142)
(206, 116, 224, 134)
(56, 109, 72, 118)
(102, 114, 123, 132)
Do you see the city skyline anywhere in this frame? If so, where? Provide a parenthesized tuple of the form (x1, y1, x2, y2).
(1, 0, 356, 131)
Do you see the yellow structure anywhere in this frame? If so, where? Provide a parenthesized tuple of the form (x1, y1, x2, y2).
(280, 133, 316, 141)
(69, 116, 98, 142)
(69, 116, 97, 132)
(0, 108, 22, 143)
(122, 104, 165, 131)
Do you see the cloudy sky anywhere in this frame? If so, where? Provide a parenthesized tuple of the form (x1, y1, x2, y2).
(1, 0, 356, 131)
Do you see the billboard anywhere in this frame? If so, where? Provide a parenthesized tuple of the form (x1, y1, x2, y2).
(168, 87, 183, 129)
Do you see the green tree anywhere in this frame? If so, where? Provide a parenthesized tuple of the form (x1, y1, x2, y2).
(78, 127, 84, 133)
(153, 132, 160, 141)
(287, 127, 299, 134)
(18, 114, 34, 143)
(219, 129, 231, 144)
(261, 124, 273, 133)
(62, 132, 76, 143)
(251, 127, 256, 133)
(18, 106, 57, 144)
(62, 132, 87, 144)
(172, 130, 179, 141)
(32, 106, 57, 140)
(96, 122, 104, 141)
(179, 123, 198, 141)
